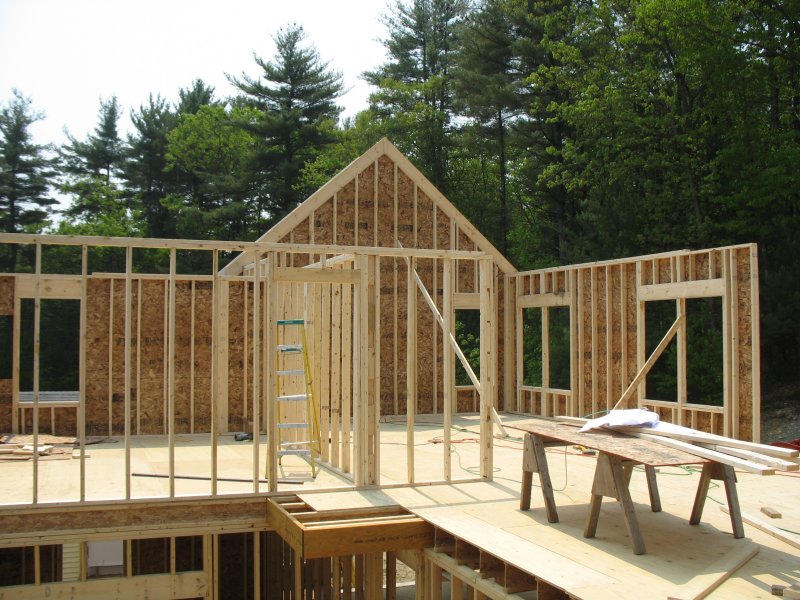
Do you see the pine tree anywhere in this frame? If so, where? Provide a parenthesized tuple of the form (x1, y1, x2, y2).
(123, 94, 179, 238)
(62, 96, 122, 183)
(364, 0, 469, 193)
(453, 0, 521, 256)
(178, 79, 217, 115)
(0, 90, 57, 269)
(229, 24, 343, 223)
(60, 96, 126, 223)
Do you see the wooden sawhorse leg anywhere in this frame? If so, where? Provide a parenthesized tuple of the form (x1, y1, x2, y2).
(690, 462, 744, 538)
(584, 453, 646, 555)
(520, 433, 559, 523)
(644, 465, 662, 512)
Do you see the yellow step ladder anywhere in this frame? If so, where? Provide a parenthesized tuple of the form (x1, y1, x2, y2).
(274, 319, 320, 477)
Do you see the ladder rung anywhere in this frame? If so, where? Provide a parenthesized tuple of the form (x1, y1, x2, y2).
(277, 369, 305, 376)
(278, 449, 312, 456)
(277, 394, 308, 402)
(277, 319, 305, 326)
(278, 423, 309, 429)
(277, 344, 303, 353)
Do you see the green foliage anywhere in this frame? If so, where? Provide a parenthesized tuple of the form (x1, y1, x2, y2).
(165, 104, 259, 240)
(365, 0, 469, 193)
(124, 94, 180, 238)
(0, 90, 57, 270)
(229, 24, 344, 223)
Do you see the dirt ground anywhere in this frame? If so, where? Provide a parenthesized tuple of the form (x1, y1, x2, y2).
(761, 388, 800, 444)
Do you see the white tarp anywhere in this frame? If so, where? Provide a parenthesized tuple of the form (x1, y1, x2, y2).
(579, 408, 660, 433)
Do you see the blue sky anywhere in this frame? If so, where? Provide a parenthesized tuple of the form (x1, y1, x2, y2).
(0, 0, 387, 146)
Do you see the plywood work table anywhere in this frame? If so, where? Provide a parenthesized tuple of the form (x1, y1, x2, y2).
(511, 419, 745, 555)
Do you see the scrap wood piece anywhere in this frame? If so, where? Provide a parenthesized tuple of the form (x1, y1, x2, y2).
(612, 430, 775, 475)
(554, 414, 779, 474)
(667, 541, 759, 600)
(14, 444, 54, 455)
(721, 507, 800, 550)
(761, 506, 782, 519)
(696, 444, 799, 471)
(614, 426, 799, 460)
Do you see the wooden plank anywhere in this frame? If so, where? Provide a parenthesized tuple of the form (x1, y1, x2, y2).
(32, 244, 41, 504)
(190, 281, 196, 433)
(721, 507, 800, 550)
(79, 246, 88, 501)
(210, 251, 219, 495)
(252, 254, 261, 492)
(215, 280, 229, 434)
(454, 292, 480, 309)
(666, 542, 758, 600)
(0, 571, 208, 600)
(611, 315, 684, 411)
(749, 246, 761, 443)
(590, 267, 598, 417)
(266, 253, 279, 491)
(406, 257, 417, 484)
(168, 248, 176, 497)
(371, 256, 380, 485)
(124, 247, 133, 499)
(479, 259, 495, 479)
(11, 287, 19, 434)
(274, 267, 360, 285)
(722, 250, 732, 438)
(15, 276, 82, 299)
(638, 279, 725, 301)
(424, 549, 531, 600)
(503, 276, 515, 414)
(517, 292, 570, 309)
(321, 277, 332, 464)
(625, 430, 773, 474)
(0, 231, 489, 260)
(443, 259, 453, 480)
(541, 279, 550, 416)
(569, 269, 579, 416)
(136, 278, 142, 435)
(342, 281, 352, 475)
(355, 254, 370, 487)
(611, 424, 796, 458)
(331, 281, 342, 469)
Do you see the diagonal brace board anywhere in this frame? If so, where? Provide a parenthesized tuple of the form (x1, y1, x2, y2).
(612, 314, 685, 411)
(397, 244, 508, 436)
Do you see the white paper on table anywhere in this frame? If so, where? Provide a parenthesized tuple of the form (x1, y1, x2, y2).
(579, 408, 660, 433)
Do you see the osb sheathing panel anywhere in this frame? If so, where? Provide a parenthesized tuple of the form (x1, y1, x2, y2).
(377, 156, 395, 247)
(227, 280, 247, 432)
(313, 200, 334, 245)
(735, 248, 754, 440)
(0, 276, 13, 315)
(85, 278, 215, 436)
(266, 154, 507, 417)
(580, 268, 592, 418)
(21, 407, 77, 436)
(291, 217, 311, 268)
(337, 180, 356, 246)
(85, 278, 112, 435)
(358, 162, 376, 247)
(192, 282, 213, 431)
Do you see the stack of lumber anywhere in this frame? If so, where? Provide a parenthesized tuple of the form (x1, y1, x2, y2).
(555, 415, 799, 475)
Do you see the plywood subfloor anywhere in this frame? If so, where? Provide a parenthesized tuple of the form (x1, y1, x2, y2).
(302, 415, 800, 600)
(0, 413, 797, 598)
